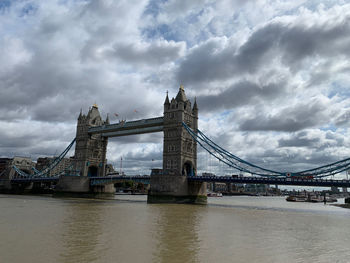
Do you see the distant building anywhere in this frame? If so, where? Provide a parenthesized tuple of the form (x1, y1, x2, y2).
(245, 184, 268, 193)
(0, 158, 12, 176)
(105, 164, 116, 175)
(36, 157, 74, 177)
(330, 186, 340, 194)
(0, 157, 35, 179)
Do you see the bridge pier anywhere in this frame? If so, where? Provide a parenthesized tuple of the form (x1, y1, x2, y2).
(147, 86, 207, 204)
(54, 175, 115, 198)
(147, 174, 207, 204)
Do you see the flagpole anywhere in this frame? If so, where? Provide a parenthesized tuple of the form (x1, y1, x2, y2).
(120, 157, 123, 175)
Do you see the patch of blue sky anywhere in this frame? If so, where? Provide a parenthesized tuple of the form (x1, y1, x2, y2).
(19, 2, 38, 17)
(142, 4, 209, 44)
(0, 0, 11, 12)
(327, 81, 350, 99)
(143, 0, 164, 17)
(304, 0, 341, 10)
(142, 23, 181, 42)
(320, 124, 337, 132)
(218, 110, 233, 119)
(58, 0, 89, 4)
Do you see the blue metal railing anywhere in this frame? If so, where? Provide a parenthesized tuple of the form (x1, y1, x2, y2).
(13, 138, 76, 178)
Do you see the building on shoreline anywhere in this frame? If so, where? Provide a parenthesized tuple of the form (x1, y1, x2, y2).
(0, 157, 35, 179)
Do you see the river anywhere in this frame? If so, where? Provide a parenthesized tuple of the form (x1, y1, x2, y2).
(0, 194, 349, 263)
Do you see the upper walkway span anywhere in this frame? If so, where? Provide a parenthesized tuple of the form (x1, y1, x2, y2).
(88, 117, 164, 137)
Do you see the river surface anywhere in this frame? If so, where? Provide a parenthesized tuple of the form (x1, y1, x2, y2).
(0, 194, 350, 263)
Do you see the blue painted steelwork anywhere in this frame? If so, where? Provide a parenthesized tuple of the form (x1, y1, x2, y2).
(5, 175, 350, 188)
(12, 138, 76, 178)
(182, 122, 283, 177)
(32, 167, 40, 174)
(182, 122, 350, 178)
(297, 158, 350, 177)
(188, 176, 350, 188)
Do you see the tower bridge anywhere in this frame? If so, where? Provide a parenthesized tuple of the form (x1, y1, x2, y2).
(2, 85, 350, 203)
(50, 85, 206, 203)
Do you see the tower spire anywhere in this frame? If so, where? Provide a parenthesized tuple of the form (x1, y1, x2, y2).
(175, 84, 187, 102)
(193, 97, 198, 110)
(164, 90, 170, 105)
(78, 108, 83, 119)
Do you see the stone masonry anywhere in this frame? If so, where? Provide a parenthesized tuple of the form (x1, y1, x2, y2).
(73, 104, 109, 177)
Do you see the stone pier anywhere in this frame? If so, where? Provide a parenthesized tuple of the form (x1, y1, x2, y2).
(54, 175, 115, 198)
(147, 174, 207, 204)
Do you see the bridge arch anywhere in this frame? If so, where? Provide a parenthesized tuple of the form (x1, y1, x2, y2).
(182, 161, 195, 176)
(88, 165, 98, 177)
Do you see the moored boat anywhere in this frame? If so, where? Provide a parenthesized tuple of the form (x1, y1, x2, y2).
(207, 192, 223, 197)
(286, 195, 307, 202)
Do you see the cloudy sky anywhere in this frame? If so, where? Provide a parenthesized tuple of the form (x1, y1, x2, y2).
(1, 0, 350, 177)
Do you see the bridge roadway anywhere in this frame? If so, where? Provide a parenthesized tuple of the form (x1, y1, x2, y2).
(4, 175, 350, 188)
(189, 176, 350, 187)
(89, 175, 350, 188)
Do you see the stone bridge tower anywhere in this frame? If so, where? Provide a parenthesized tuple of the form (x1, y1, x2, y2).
(163, 85, 198, 176)
(73, 104, 109, 177)
(148, 86, 206, 204)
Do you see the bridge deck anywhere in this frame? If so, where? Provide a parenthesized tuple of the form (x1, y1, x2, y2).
(5, 175, 350, 188)
(189, 176, 350, 187)
(88, 117, 164, 137)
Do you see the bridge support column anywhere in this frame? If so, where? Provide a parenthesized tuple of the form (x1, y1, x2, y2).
(147, 174, 207, 204)
(54, 175, 115, 198)
(148, 86, 207, 204)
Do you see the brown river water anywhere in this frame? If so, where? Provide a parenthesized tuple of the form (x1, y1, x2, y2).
(0, 194, 349, 263)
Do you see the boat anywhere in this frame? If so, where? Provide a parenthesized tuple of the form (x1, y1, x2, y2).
(207, 192, 223, 197)
(286, 195, 307, 202)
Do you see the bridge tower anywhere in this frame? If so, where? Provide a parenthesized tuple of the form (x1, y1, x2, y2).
(73, 104, 109, 177)
(163, 85, 198, 176)
(55, 104, 113, 196)
(148, 86, 207, 204)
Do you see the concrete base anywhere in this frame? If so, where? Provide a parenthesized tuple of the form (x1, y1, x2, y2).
(55, 175, 90, 193)
(54, 175, 115, 198)
(147, 174, 207, 204)
(0, 179, 12, 193)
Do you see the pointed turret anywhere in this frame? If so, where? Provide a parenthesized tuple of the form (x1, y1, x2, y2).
(164, 91, 170, 105)
(164, 91, 170, 111)
(192, 97, 198, 117)
(175, 85, 187, 102)
(193, 97, 198, 110)
(105, 113, 110, 125)
(78, 108, 83, 120)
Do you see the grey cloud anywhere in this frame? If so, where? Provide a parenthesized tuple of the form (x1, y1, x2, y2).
(238, 99, 330, 132)
(177, 38, 237, 85)
(278, 135, 320, 148)
(335, 110, 350, 126)
(109, 134, 162, 145)
(197, 79, 286, 112)
(106, 41, 185, 66)
(177, 14, 350, 84)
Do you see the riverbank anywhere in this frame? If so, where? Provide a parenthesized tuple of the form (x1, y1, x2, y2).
(333, 203, 350, 209)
